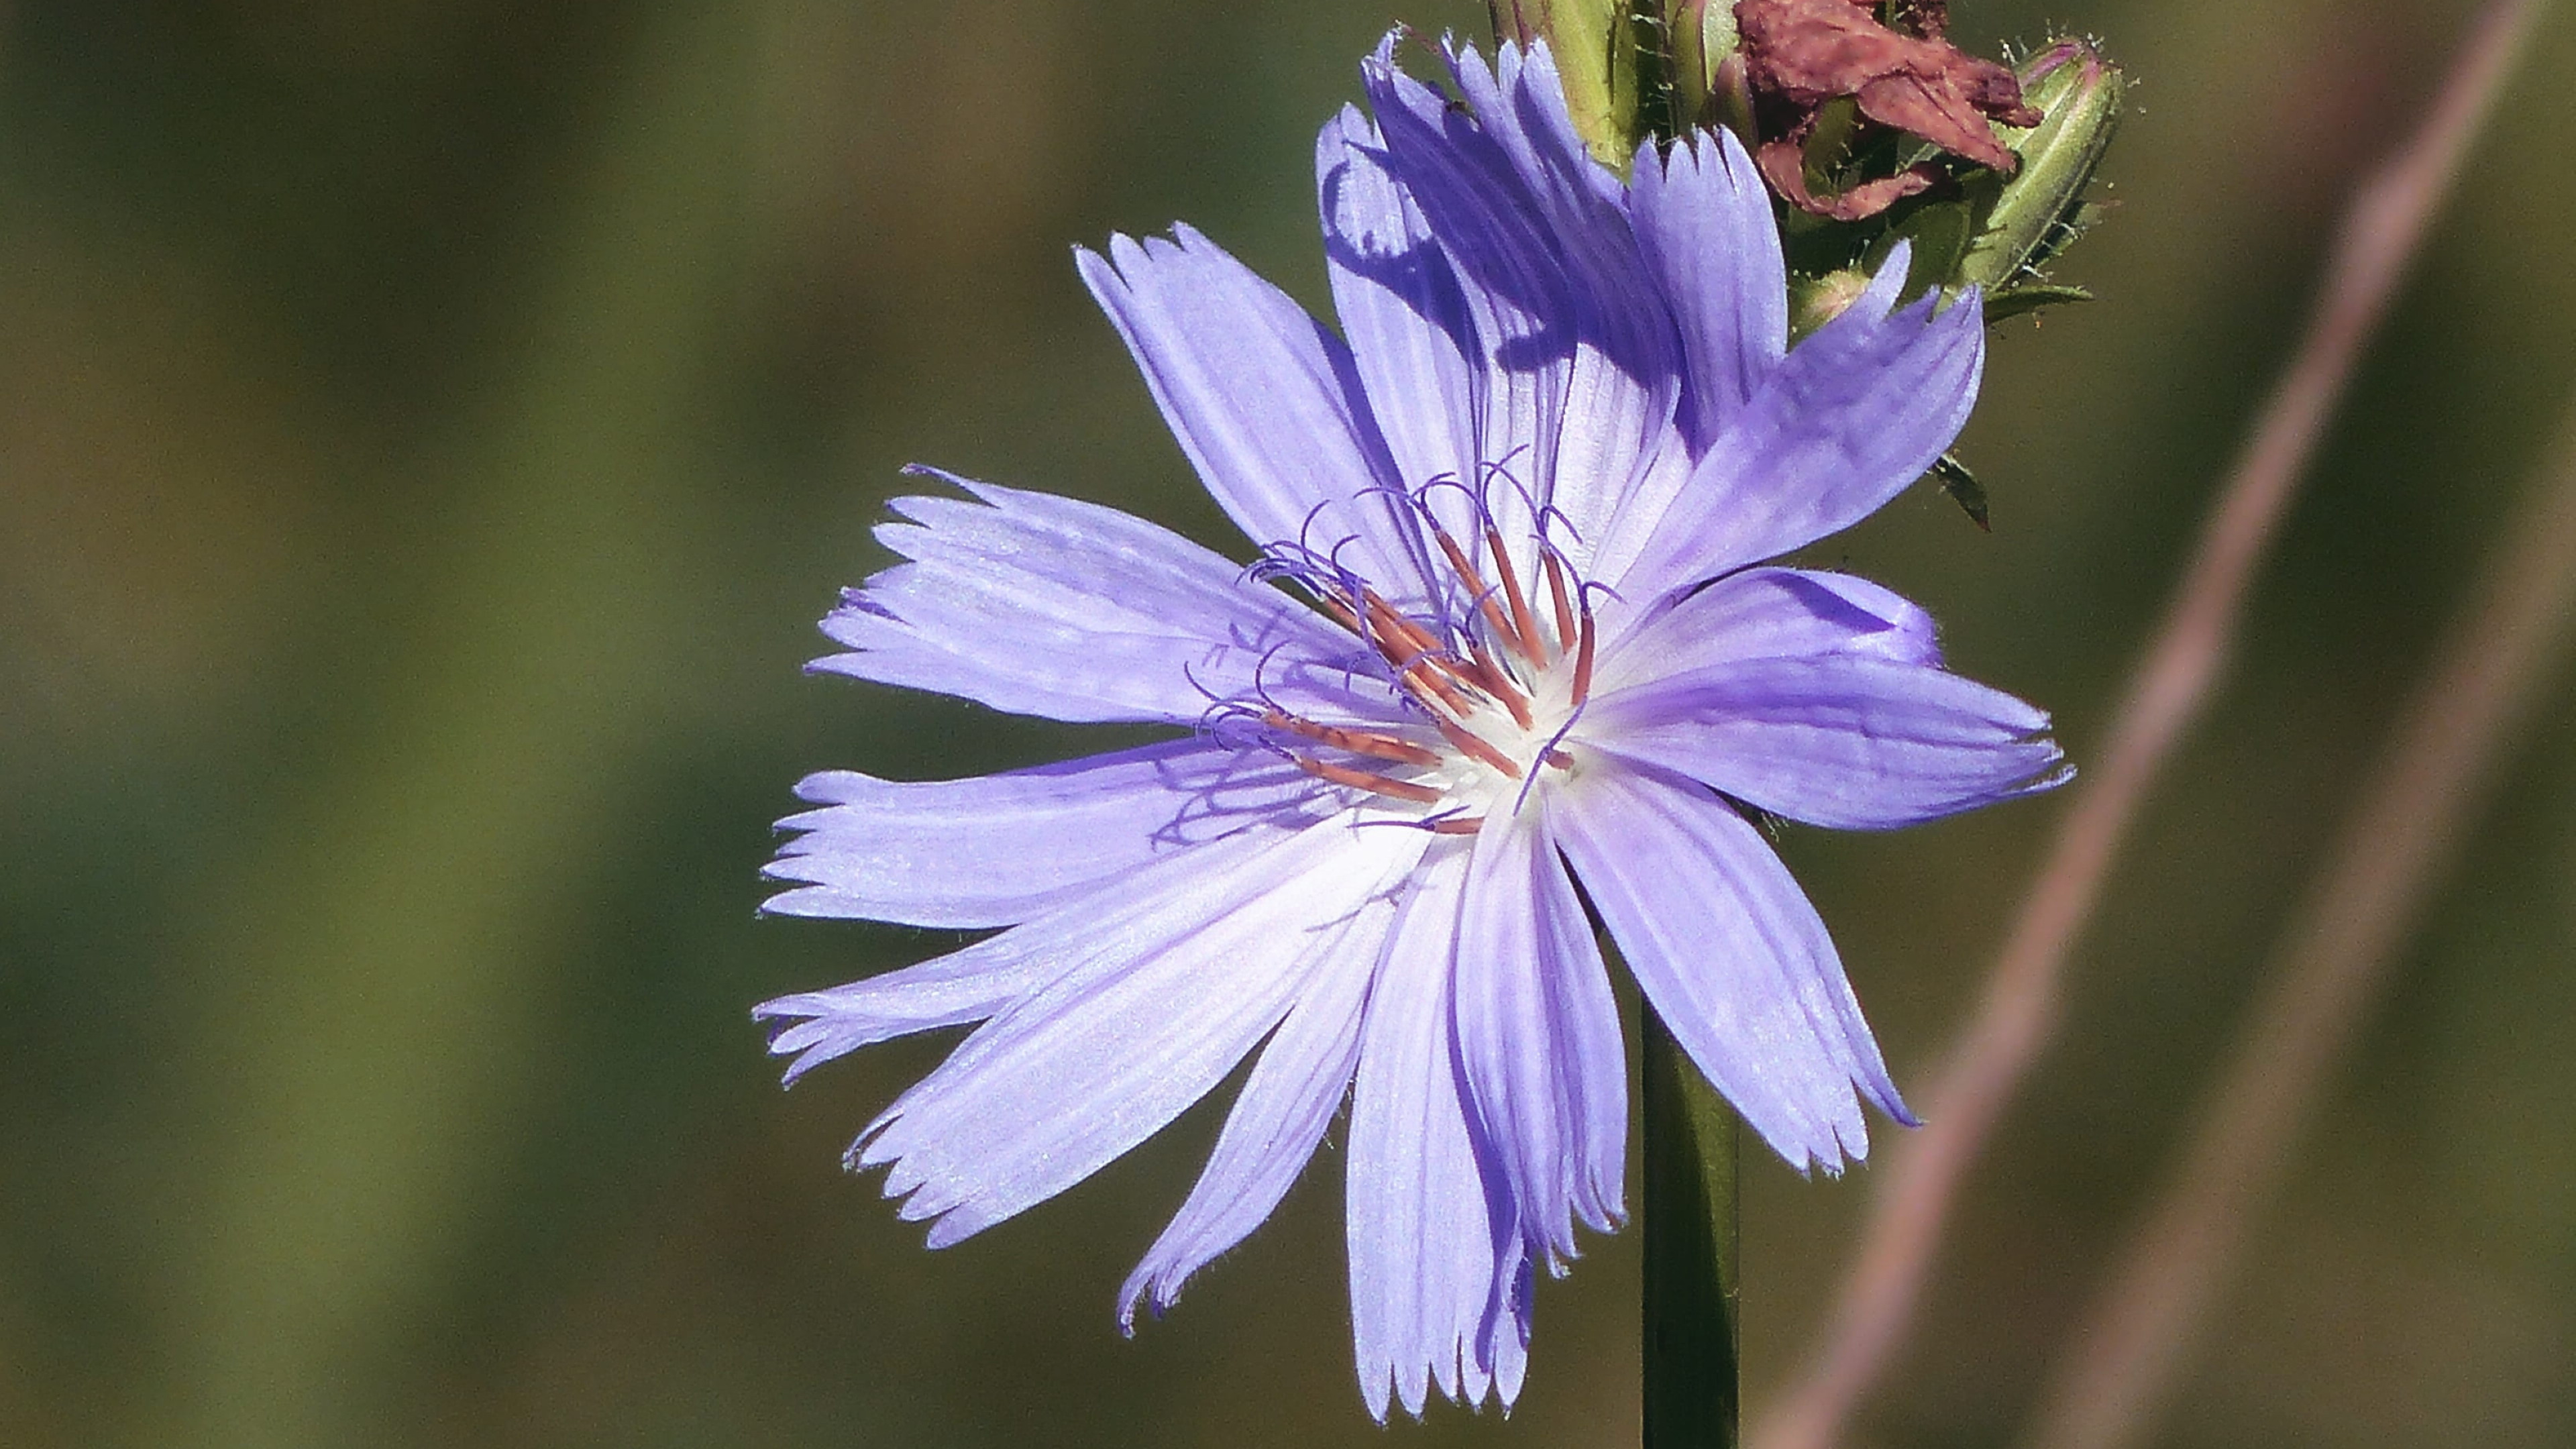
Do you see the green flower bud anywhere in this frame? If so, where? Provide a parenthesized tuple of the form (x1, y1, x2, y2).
(1790, 267, 1874, 339)
(1661, 0, 1743, 129)
(1489, 1, 1648, 168)
(1960, 37, 2125, 305)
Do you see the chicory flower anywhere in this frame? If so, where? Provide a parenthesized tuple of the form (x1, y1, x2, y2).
(756, 35, 2065, 1419)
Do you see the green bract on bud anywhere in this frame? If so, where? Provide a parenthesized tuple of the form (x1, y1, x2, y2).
(1661, 0, 1745, 131)
(1790, 266, 1874, 339)
(1489, 0, 1648, 168)
(1485, 1, 1756, 167)
(1960, 37, 2125, 318)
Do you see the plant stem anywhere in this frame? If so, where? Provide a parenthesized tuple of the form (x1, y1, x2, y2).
(1643, 1008, 1741, 1448)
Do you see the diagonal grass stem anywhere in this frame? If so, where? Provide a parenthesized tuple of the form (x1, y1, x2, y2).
(2019, 384, 2576, 1449)
(1753, 5, 2551, 1446)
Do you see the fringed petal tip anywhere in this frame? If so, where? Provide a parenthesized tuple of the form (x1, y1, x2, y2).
(2015, 748, 2078, 802)
(749, 994, 858, 1087)
(1782, 1060, 1928, 1178)
(1113, 1258, 1201, 1341)
(1359, 1336, 1529, 1426)
(1077, 219, 1428, 592)
(749, 881, 871, 920)
(1876, 1075, 1924, 1132)
(1112, 1278, 1159, 1340)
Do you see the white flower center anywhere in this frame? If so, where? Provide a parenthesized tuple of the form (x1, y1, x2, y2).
(1247, 518, 1599, 835)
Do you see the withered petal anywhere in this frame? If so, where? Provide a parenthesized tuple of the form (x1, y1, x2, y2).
(1855, 72, 2018, 170)
(1737, 0, 2041, 182)
(1755, 138, 1940, 221)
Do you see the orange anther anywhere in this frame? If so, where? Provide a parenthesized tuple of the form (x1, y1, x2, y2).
(1466, 645, 1536, 730)
(1430, 714, 1522, 781)
(1483, 525, 1542, 661)
(1572, 606, 1598, 707)
(1263, 710, 1440, 768)
(1295, 756, 1444, 804)
(1542, 551, 1576, 657)
(1432, 525, 1521, 655)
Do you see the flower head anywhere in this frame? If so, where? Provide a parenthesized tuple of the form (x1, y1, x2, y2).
(756, 34, 2065, 1419)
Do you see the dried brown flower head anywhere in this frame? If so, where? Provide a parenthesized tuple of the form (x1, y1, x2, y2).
(1735, 0, 2041, 218)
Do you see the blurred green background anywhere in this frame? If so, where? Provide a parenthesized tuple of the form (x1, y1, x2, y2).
(3, 2, 2572, 1446)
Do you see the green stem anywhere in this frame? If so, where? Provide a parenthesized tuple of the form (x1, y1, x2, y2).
(1643, 1008, 1741, 1448)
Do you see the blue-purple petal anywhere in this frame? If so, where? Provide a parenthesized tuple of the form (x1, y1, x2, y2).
(1553, 767, 1911, 1172)
(1593, 566, 1941, 699)
(1603, 248, 1983, 594)
(855, 817, 1426, 1250)
(1318, 105, 1485, 531)
(1076, 227, 1429, 594)
(1347, 844, 1530, 1419)
(1360, 39, 1681, 559)
(1360, 38, 1572, 551)
(752, 815, 1314, 1084)
(1117, 877, 1396, 1330)
(761, 739, 1329, 928)
(1626, 127, 1788, 447)
(1587, 654, 2069, 830)
(753, 937, 1057, 1089)
(1450, 815, 1625, 1269)
(815, 474, 1381, 724)
(1446, 41, 1682, 545)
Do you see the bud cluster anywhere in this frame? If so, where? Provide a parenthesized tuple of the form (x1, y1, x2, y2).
(1491, 1, 2124, 526)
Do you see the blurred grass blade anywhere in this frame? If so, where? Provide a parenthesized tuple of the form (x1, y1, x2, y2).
(149, 5, 755, 1447)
